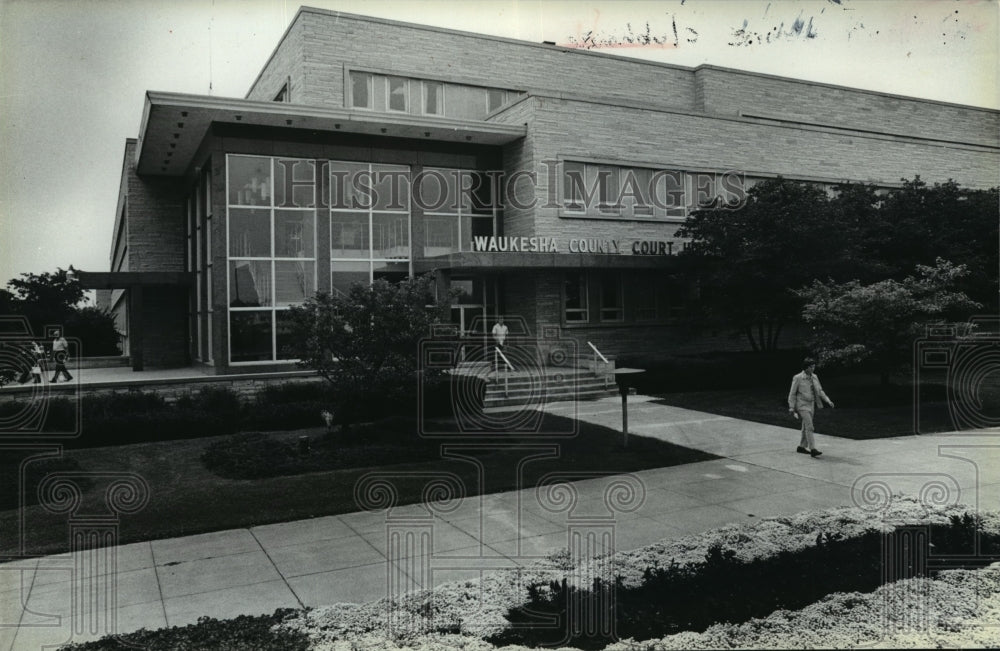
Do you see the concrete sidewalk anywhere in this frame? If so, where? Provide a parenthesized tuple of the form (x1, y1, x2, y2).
(2, 396, 998, 649)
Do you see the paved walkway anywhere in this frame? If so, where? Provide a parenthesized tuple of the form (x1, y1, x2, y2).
(2, 396, 998, 649)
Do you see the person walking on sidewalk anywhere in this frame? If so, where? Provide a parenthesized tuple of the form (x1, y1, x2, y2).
(50, 330, 73, 383)
(788, 358, 834, 457)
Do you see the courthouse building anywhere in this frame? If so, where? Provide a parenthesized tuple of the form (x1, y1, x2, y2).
(81, 7, 999, 372)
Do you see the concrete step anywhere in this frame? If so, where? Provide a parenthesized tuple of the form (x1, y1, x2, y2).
(484, 377, 613, 395)
(483, 385, 618, 408)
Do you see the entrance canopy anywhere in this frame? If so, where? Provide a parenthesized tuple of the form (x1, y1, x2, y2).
(77, 271, 195, 289)
(77, 271, 195, 371)
(413, 252, 681, 273)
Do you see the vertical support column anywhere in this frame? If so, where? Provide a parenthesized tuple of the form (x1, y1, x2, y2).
(211, 146, 229, 371)
(128, 285, 144, 371)
(410, 163, 424, 280)
(315, 159, 331, 295)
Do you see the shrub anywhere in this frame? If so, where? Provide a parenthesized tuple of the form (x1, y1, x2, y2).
(176, 385, 243, 417)
(256, 381, 330, 406)
(60, 608, 309, 650)
(489, 516, 1000, 649)
(85, 391, 168, 417)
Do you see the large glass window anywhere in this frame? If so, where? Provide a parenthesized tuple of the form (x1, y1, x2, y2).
(564, 274, 589, 323)
(330, 162, 411, 297)
(227, 154, 317, 363)
(420, 168, 496, 257)
(229, 311, 273, 363)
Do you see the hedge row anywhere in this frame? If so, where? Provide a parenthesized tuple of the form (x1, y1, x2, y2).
(61, 609, 309, 650)
(0, 376, 476, 449)
(489, 514, 999, 649)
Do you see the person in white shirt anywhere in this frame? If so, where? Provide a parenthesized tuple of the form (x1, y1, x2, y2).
(491, 317, 509, 371)
(50, 329, 73, 383)
(787, 358, 834, 457)
(491, 317, 509, 348)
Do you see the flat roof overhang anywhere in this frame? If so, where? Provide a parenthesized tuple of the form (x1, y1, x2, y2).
(137, 91, 527, 177)
(77, 271, 195, 289)
(413, 252, 681, 273)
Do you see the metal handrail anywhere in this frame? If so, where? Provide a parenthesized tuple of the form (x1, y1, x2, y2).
(587, 341, 611, 389)
(495, 347, 514, 371)
(587, 341, 609, 364)
(495, 346, 514, 396)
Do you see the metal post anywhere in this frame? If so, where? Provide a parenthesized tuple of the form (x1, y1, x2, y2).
(620, 384, 629, 448)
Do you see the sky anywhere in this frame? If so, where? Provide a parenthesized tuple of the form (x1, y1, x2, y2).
(0, 0, 997, 291)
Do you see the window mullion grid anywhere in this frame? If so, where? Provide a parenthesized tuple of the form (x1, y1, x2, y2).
(270, 157, 277, 362)
(368, 163, 374, 283)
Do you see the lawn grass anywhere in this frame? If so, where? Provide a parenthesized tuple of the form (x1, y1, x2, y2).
(0, 412, 716, 557)
(652, 373, 996, 439)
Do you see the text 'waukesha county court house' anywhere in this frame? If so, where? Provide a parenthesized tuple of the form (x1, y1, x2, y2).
(84, 7, 999, 373)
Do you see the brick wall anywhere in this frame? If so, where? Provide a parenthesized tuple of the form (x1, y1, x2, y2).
(496, 100, 537, 238)
(249, 9, 697, 112)
(245, 19, 306, 103)
(695, 67, 998, 147)
(521, 95, 997, 243)
(125, 148, 186, 273)
(247, 9, 996, 152)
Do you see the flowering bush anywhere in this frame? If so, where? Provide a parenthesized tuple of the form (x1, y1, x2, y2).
(282, 496, 999, 649)
(607, 565, 1000, 649)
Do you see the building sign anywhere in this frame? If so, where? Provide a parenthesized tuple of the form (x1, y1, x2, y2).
(472, 236, 559, 252)
(471, 236, 681, 255)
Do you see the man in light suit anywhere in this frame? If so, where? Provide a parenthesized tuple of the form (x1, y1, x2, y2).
(788, 358, 834, 457)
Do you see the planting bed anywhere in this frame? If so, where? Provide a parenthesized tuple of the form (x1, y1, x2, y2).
(283, 496, 1000, 650)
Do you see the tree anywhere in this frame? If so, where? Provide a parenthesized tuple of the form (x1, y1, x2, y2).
(65, 307, 122, 356)
(796, 259, 980, 385)
(864, 178, 999, 313)
(284, 274, 450, 427)
(677, 178, 856, 351)
(3, 267, 121, 355)
(5, 267, 84, 331)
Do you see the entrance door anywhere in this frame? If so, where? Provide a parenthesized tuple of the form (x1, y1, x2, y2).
(449, 277, 492, 362)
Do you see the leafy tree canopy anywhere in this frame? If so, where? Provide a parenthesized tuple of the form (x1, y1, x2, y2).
(284, 274, 450, 426)
(678, 177, 851, 351)
(3, 266, 121, 355)
(796, 258, 980, 385)
(677, 177, 998, 351)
